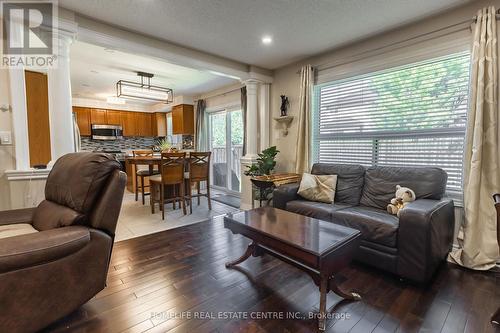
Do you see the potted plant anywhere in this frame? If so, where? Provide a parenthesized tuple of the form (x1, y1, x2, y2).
(244, 146, 279, 177)
(244, 146, 280, 202)
(155, 138, 172, 152)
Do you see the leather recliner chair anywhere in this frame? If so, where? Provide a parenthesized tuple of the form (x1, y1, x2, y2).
(0, 152, 126, 333)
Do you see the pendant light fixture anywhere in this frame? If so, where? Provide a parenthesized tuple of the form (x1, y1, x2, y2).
(116, 72, 173, 103)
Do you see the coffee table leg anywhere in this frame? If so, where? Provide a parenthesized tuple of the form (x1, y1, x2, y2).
(329, 279, 362, 301)
(492, 307, 500, 325)
(225, 242, 257, 268)
(318, 278, 328, 331)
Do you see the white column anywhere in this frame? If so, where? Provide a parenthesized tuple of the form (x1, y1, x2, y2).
(47, 31, 75, 164)
(244, 80, 259, 157)
(8, 68, 30, 170)
(240, 79, 260, 209)
(258, 83, 270, 151)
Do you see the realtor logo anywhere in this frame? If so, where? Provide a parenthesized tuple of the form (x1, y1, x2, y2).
(1, 0, 58, 68)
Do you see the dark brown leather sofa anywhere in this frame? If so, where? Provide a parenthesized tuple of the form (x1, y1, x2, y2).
(273, 163, 455, 284)
(0, 153, 126, 333)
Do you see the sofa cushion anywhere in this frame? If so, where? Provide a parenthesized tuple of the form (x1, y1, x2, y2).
(360, 166, 448, 210)
(332, 206, 399, 247)
(286, 200, 352, 221)
(311, 163, 365, 205)
(32, 200, 85, 231)
(297, 173, 337, 203)
(44, 152, 121, 214)
(0, 224, 38, 240)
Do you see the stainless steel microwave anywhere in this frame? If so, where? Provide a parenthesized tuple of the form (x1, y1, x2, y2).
(91, 124, 123, 140)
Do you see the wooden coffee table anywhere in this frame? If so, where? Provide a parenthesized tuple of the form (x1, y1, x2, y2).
(223, 207, 362, 330)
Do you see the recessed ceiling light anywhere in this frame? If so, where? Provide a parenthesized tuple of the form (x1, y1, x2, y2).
(261, 35, 273, 45)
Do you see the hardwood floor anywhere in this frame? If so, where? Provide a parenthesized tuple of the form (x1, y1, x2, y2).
(44, 217, 500, 333)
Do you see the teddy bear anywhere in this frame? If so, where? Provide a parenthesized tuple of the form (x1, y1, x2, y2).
(387, 185, 416, 217)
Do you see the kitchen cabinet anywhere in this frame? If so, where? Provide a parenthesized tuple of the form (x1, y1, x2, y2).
(106, 110, 122, 126)
(73, 107, 91, 136)
(121, 111, 137, 136)
(90, 108, 107, 125)
(152, 112, 167, 137)
(172, 104, 194, 135)
(72, 107, 162, 138)
(136, 112, 153, 137)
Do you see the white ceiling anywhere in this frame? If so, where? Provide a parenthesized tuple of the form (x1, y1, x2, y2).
(60, 0, 472, 69)
(70, 41, 237, 104)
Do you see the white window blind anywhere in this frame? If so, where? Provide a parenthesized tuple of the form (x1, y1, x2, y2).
(313, 52, 471, 197)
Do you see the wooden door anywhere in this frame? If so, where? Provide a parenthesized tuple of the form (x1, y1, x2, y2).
(106, 110, 122, 126)
(73, 107, 91, 136)
(90, 108, 107, 124)
(121, 111, 137, 136)
(25, 71, 51, 166)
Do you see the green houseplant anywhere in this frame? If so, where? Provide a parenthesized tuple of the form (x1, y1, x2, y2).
(244, 146, 280, 202)
(244, 146, 280, 177)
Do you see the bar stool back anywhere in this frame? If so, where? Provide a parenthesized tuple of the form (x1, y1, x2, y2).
(132, 149, 159, 205)
(150, 152, 187, 220)
(186, 152, 212, 213)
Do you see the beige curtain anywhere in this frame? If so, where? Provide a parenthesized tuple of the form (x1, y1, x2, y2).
(449, 6, 500, 270)
(295, 65, 314, 174)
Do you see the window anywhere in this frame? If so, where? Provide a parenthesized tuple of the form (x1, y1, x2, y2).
(313, 52, 471, 198)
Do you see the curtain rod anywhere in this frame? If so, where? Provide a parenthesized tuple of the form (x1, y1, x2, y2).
(296, 10, 500, 75)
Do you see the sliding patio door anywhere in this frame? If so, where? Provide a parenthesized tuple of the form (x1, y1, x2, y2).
(208, 108, 243, 194)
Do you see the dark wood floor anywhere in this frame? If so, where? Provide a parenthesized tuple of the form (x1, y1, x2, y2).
(44, 217, 500, 333)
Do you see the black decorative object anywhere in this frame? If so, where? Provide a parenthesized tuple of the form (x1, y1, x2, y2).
(280, 95, 289, 117)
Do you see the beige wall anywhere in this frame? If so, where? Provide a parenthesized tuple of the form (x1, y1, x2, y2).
(270, 0, 500, 172)
(0, 69, 15, 210)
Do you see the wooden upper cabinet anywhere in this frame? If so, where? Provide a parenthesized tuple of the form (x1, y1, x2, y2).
(106, 110, 122, 126)
(90, 108, 107, 125)
(121, 111, 137, 136)
(153, 112, 167, 137)
(172, 104, 194, 135)
(136, 112, 153, 137)
(72, 108, 158, 137)
(73, 107, 91, 136)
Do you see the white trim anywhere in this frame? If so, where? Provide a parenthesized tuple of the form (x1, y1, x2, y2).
(5, 168, 51, 181)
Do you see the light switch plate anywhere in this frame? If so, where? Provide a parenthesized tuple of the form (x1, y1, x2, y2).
(0, 131, 12, 145)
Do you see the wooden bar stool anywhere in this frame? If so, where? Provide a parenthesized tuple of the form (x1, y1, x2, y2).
(150, 152, 187, 220)
(133, 150, 159, 205)
(186, 152, 212, 214)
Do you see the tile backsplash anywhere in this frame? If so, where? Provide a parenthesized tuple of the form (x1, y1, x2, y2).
(80, 134, 195, 152)
(80, 136, 157, 152)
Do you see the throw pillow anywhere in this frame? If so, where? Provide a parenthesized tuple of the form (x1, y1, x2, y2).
(297, 173, 337, 203)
